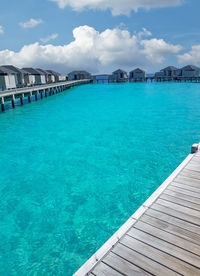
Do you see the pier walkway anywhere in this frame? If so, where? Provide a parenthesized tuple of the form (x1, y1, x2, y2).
(75, 144, 200, 276)
(0, 79, 91, 111)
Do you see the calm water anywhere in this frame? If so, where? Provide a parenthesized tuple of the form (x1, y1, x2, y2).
(0, 82, 200, 275)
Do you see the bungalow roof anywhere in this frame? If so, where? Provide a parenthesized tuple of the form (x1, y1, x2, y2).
(112, 69, 127, 74)
(22, 67, 41, 75)
(181, 65, 200, 71)
(69, 70, 90, 75)
(130, 68, 145, 73)
(161, 66, 178, 71)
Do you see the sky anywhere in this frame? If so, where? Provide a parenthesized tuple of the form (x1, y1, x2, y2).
(0, 0, 200, 74)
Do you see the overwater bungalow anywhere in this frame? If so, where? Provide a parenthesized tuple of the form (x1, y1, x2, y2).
(22, 67, 44, 86)
(160, 66, 179, 77)
(92, 74, 113, 84)
(112, 69, 128, 82)
(1, 65, 26, 87)
(34, 69, 47, 84)
(129, 68, 146, 82)
(0, 66, 17, 90)
(181, 65, 200, 77)
(68, 70, 91, 81)
(46, 70, 66, 82)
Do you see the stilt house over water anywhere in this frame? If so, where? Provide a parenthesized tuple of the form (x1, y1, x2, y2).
(22, 68, 46, 86)
(68, 71, 91, 81)
(181, 65, 200, 77)
(112, 69, 128, 82)
(129, 68, 146, 82)
(0, 66, 18, 90)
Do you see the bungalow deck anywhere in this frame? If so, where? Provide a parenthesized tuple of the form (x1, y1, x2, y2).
(74, 144, 200, 276)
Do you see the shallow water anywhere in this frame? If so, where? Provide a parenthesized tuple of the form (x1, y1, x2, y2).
(0, 82, 200, 275)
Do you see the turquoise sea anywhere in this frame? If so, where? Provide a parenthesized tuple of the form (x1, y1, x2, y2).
(1, 82, 200, 275)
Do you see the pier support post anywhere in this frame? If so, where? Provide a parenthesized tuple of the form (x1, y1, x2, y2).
(40, 91, 43, 99)
(11, 95, 15, 108)
(191, 143, 199, 154)
(45, 89, 47, 97)
(1, 97, 5, 112)
(28, 93, 31, 103)
(20, 95, 24, 105)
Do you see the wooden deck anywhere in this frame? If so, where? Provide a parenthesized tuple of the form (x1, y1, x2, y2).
(0, 79, 91, 111)
(75, 145, 200, 276)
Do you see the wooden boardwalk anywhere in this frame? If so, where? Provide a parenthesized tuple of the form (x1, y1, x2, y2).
(0, 79, 90, 111)
(75, 145, 200, 276)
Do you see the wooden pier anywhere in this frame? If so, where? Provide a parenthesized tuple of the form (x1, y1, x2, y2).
(75, 144, 200, 276)
(0, 79, 91, 112)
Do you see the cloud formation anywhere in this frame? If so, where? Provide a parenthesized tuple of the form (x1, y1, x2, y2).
(0, 25, 182, 73)
(40, 33, 58, 43)
(19, 18, 43, 29)
(50, 0, 182, 15)
(0, 25, 4, 34)
(178, 45, 200, 65)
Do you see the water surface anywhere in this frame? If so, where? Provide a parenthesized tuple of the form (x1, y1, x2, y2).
(0, 83, 200, 275)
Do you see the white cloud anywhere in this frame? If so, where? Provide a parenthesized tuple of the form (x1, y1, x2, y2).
(40, 33, 58, 43)
(0, 25, 182, 74)
(178, 45, 200, 65)
(50, 0, 182, 15)
(0, 25, 4, 34)
(141, 38, 182, 64)
(19, 18, 43, 29)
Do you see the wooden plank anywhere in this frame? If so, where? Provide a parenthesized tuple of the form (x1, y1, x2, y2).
(145, 208, 200, 235)
(190, 156, 200, 163)
(180, 168, 200, 180)
(134, 220, 200, 256)
(151, 203, 200, 226)
(128, 227, 200, 268)
(112, 242, 178, 276)
(171, 181, 200, 194)
(103, 252, 151, 276)
(185, 163, 200, 172)
(120, 234, 200, 276)
(160, 193, 200, 211)
(92, 262, 123, 276)
(174, 175, 200, 189)
(141, 213, 200, 246)
(156, 199, 200, 220)
(164, 188, 200, 205)
(167, 185, 200, 199)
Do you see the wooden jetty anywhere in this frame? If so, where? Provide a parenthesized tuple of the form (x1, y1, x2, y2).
(74, 143, 200, 276)
(0, 79, 91, 112)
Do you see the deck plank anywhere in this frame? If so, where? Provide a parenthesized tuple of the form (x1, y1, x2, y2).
(92, 262, 123, 276)
(155, 198, 200, 220)
(172, 175, 200, 189)
(160, 193, 200, 211)
(128, 227, 200, 268)
(103, 252, 151, 276)
(145, 208, 200, 235)
(134, 220, 200, 256)
(120, 234, 200, 275)
(163, 188, 200, 205)
(166, 185, 200, 199)
(113, 242, 179, 276)
(170, 181, 200, 193)
(140, 213, 200, 246)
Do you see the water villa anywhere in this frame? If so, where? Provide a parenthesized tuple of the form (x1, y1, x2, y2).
(129, 68, 146, 82)
(112, 69, 128, 83)
(68, 71, 91, 81)
(154, 65, 200, 82)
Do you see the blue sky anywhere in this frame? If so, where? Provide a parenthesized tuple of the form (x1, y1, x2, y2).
(0, 0, 200, 74)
